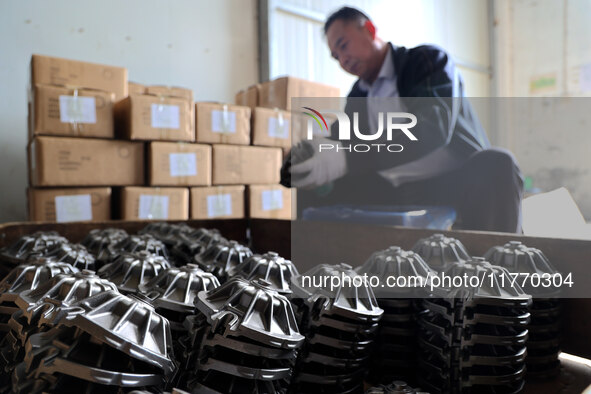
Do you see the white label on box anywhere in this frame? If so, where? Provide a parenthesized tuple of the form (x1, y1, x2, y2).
(138, 195, 169, 219)
(59, 96, 97, 124)
(169, 153, 197, 177)
(151, 104, 180, 129)
(261, 190, 283, 211)
(267, 117, 289, 139)
(207, 194, 232, 218)
(55, 194, 93, 223)
(211, 110, 237, 133)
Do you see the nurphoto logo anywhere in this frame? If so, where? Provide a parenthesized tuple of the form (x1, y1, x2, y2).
(301, 107, 418, 153)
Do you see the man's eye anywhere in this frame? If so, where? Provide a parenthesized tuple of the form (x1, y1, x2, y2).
(340, 42, 347, 50)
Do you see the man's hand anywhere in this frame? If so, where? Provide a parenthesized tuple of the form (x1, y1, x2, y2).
(290, 137, 348, 188)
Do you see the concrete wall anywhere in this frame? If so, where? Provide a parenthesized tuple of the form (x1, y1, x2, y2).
(0, 0, 258, 223)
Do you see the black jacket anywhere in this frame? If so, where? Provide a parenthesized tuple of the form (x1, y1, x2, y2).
(334, 44, 490, 179)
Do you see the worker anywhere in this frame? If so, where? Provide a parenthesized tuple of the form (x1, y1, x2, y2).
(288, 6, 524, 233)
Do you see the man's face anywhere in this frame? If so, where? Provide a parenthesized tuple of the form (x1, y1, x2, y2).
(326, 19, 377, 80)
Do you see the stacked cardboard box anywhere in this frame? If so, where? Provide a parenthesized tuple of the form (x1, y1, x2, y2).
(234, 76, 340, 220)
(25, 54, 338, 223)
(27, 54, 134, 223)
(114, 83, 197, 220)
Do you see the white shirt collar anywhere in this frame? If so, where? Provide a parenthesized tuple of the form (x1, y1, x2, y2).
(358, 43, 395, 92)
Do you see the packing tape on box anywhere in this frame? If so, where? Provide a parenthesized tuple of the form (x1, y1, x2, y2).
(63, 86, 83, 135)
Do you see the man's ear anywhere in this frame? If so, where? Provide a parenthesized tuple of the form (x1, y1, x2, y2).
(364, 20, 376, 40)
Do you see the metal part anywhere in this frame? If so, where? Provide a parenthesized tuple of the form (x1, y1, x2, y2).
(180, 278, 303, 393)
(51, 290, 176, 376)
(356, 247, 434, 385)
(485, 241, 563, 379)
(0, 232, 69, 276)
(115, 234, 170, 261)
(412, 233, 470, 271)
(98, 251, 171, 294)
(417, 258, 531, 393)
(81, 228, 129, 267)
(193, 240, 253, 282)
(196, 278, 304, 348)
(291, 264, 383, 393)
(139, 222, 195, 248)
(229, 252, 298, 295)
(172, 228, 228, 265)
(44, 242, 97, 271)
(292, 263, 383, 323)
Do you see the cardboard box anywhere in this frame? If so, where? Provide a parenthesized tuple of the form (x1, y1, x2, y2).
(258, 76, 340, 110)
(120, 187, 189, 220)
(190, 186, 245, 219)
(29, 136, 144, 186)
(247, 185, 293, 220)
(235, 84, 259, 110)
(114, 94, 194, 141)
(146, 85, 193, 101)
(28, 187, 111, 222)
(30, 54, 127, 100)
(212, 145, 282, 185)
(148, 142, 212, 186)
(128, 82, 146, 95)
(195, 103, 251, 145)
(30, 84, 115, 139)
(252, 107, 291, 148)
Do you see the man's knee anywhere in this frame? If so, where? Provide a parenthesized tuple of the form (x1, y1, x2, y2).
(468, 148, 522, 180)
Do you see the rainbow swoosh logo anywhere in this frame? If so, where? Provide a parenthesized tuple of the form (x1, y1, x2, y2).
(302, 107, 328, 133)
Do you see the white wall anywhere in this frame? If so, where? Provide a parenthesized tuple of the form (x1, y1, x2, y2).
(0, 0, 258, 223)
(493, 0, 591, 219)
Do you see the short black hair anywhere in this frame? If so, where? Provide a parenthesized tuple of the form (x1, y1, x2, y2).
(324, 6, 371, 35)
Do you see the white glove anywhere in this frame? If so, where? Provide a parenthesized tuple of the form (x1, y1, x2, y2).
(290, 137, 348, 189)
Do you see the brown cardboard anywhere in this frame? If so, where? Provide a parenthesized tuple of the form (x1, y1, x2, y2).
(31, 54, 127, 100)
(247, 185, 293, 220)
(252, 107, 291, 148)
(212, 145, 281, 185)
(120, 187, 189, 220)
(28, 187, 111, 222)
(258, 76, 340, 110)
(190, 186, 245, 219)
(128, 82, 146, 95)
(145, 85, 193, 101)
(195, 103, 251, 145)
(235, 84, 259, 110)
(30, 84, 115, 139)
(29, 136, 144, 186)
(114, 94, 194, 141)
(148, 142, 212, 186)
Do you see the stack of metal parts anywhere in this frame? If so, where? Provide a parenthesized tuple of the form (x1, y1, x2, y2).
(417, 258, 531, 394)
(11, 290, 175, 393)
(81, 228, 129, 269)
(0, 231, 69, 277)
(181, 277, 304, 393)
(172, 228, 228, 266)
(291, 263, 384, 394)
(412, 233, 471, 272)
(193, 240, 253, 283)
(229, 252, 299, 294)
(356, 246, 434, 385)
(484, 241, 562, 379)
(139, 264, 220, 339)
(0, 258, 78, 340)
(0, 270, 117, 385)
(98, 250, 171, 294)
(365, 380, 427, 394)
